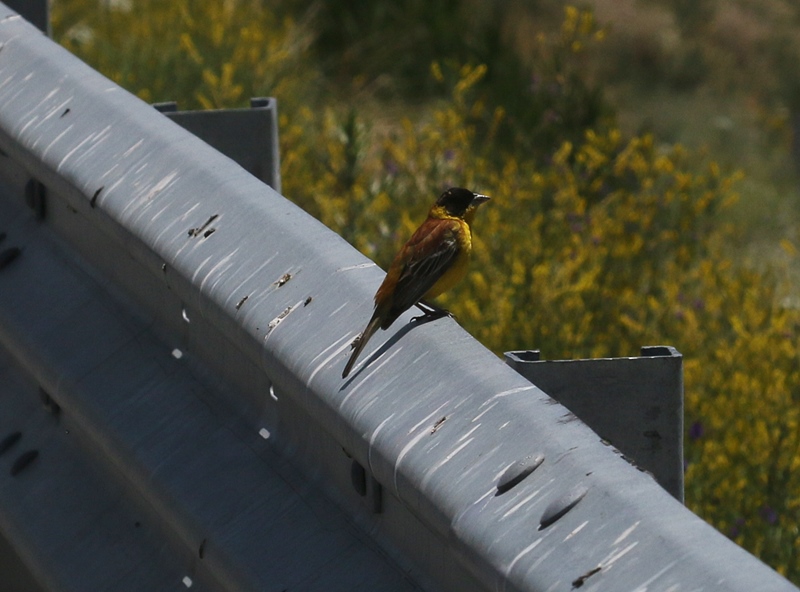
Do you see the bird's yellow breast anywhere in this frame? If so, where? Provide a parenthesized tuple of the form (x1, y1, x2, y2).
(424, 217, 472, 299)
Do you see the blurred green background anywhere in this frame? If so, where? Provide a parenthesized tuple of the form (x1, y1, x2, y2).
(51, 0, 800, 580)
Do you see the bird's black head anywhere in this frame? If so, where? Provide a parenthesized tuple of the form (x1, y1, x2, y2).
(436, 187, 491, 217)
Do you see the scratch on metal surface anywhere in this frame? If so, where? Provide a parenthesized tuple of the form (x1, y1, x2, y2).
(563, 520, 588, 542)
(227, 255, 278, 298)
(419, 437, 475, 490)
(393, 429, 431, 491)
(122, 139, 144, 157)
(613, 520, 641, 545)
(31, 87, 60, 115)
(142, 170, 179, 201)
(472, 400, 499, 423)
(57, 125, 113, 171)
(264, 299, 305, 341)
(329, 302, 349, 317)
(339, 352, 404, 412)
(456, 423, 481, 443)
(199, 250, 239, 293)
(307, 334, 353, 385)
(599, 541, 639, 568)
(628, 560, 677, 592)
(367, 413, 396, 474)
(492, 386, 535, 400)
(338, 348, 404, 409)
(503, 538, 544, 591)
(41, 126, 73, 159)
(407, 403, 449, 435)
(45, 99, 72, 121)
(500, 482, 552, 521)
(337, 262, 376, 272)
(19, 115, 38, 134)
(347, 346, 402, 386)
(527, 546, 557, 574)
(0, 73, 17, 93)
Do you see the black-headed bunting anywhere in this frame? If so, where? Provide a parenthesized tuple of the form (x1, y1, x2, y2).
(342, 187, 490, 378)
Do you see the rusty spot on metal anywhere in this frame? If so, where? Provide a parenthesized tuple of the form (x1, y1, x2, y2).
(431, 416, 447, 434)
(188, 214, 218, 237)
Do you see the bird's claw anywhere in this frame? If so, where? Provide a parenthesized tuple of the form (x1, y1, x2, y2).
(411, 308, 454, 323)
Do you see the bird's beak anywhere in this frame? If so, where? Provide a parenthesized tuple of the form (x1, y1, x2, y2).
(471, 193, 491, 206)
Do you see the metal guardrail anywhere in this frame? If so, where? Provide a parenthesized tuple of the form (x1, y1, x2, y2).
(0, 5, 796, 592)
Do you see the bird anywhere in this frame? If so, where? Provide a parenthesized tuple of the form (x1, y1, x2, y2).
(342, 187, 490, 378)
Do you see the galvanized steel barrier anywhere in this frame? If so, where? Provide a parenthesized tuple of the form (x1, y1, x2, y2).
(0, 5, 796, 591)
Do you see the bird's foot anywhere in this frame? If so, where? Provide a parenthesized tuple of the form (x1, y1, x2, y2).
(411, 301, 455, 323)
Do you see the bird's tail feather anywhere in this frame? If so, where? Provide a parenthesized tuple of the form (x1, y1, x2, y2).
(342, 314, 382, 378)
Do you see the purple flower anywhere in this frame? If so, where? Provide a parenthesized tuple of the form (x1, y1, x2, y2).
(688, 421, 704, 440)
(443, 149, 456, 162)
(384, 159, 399, 175)
(544, 109, 561, 124)
(729, 518, 745, 538)
(760, 506, 778, 525)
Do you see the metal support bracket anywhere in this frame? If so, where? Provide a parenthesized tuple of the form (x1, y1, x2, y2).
(153, 98, 281, 192)
(505, 346, 684, 502)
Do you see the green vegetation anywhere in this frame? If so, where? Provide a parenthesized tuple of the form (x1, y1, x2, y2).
(52, 0, 800, 580)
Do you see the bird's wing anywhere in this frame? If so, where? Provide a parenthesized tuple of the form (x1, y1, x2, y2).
(387, 218, 461, 316)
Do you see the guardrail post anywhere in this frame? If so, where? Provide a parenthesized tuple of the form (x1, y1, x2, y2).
(4, 0, 47, 34)
(153, 98, 281, 192)
(505, 346, 684, 502)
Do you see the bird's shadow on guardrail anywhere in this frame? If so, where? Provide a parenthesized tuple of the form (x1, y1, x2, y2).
(339, 314, 444, 389)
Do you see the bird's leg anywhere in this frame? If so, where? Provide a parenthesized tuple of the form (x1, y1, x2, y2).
(412, 300, 455, 322)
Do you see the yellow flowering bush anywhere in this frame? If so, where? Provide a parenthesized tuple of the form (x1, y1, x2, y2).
(52, 0, 800, 582)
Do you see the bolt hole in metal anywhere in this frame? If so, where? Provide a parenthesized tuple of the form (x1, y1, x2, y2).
(10, 450, 39, 476)
(539, 484, 588, 530)
(496, 454, 544, 496)
(0, 432, 22, 455)
(0, 246, 21, 270)
(351, 461, 367, 497)
(39, 387, 60, 416)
